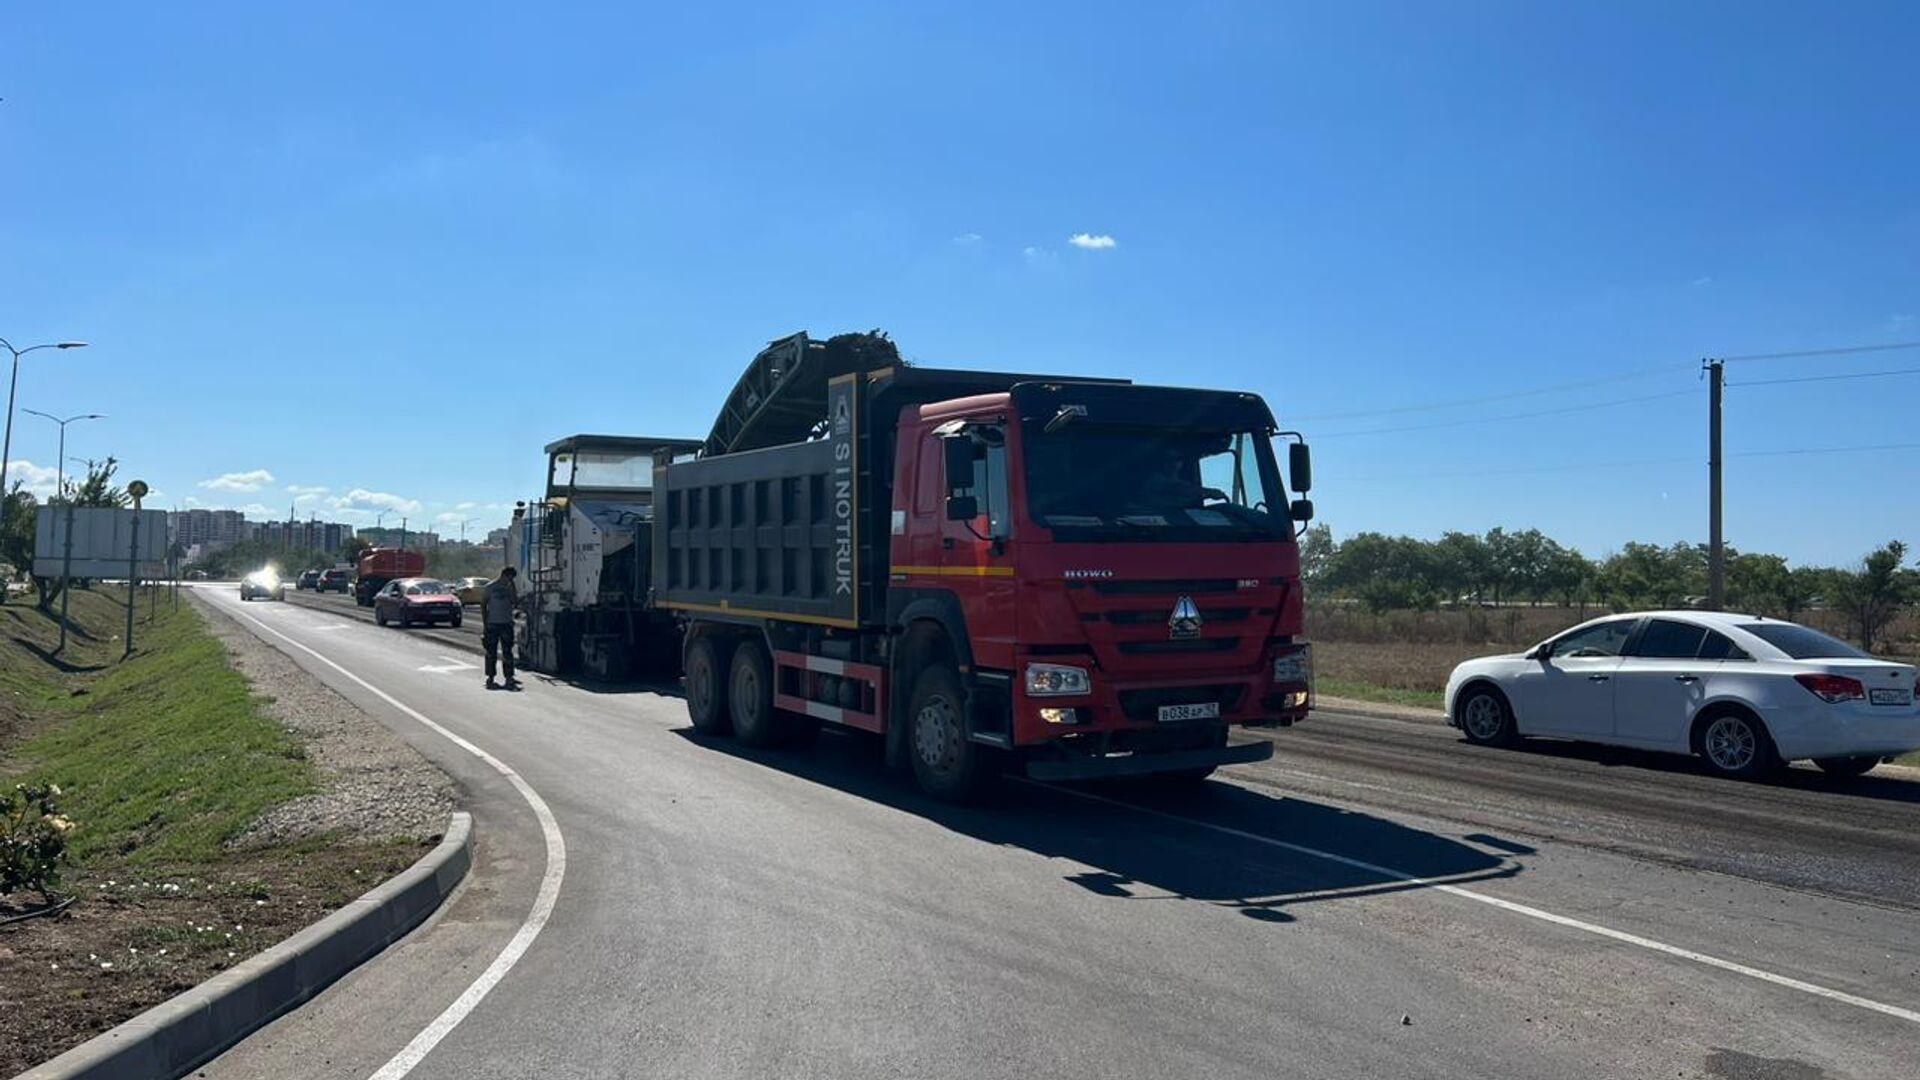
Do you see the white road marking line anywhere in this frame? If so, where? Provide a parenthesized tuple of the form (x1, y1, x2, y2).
(418, 656, 480, 674)
(217, 594, 568, 1076)
(310, 622, 353, 632)
(1035, 782, 1920, 1027)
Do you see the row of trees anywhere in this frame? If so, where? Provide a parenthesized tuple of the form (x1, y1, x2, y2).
(1303, 525, 1917, 650)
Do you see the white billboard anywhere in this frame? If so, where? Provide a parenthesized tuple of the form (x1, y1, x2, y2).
(33, 507, 171, 579)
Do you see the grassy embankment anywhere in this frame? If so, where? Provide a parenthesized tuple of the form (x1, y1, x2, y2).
(0, 587, 417, 1074)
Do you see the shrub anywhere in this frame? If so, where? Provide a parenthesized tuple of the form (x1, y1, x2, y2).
(2, 782, 76, 899)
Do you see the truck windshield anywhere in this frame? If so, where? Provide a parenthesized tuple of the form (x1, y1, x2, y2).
(552, 451, 656, 493)
(1024, 425, 1291, 541)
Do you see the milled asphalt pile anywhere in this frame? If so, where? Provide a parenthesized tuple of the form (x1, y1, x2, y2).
(194, 595, 457, 846)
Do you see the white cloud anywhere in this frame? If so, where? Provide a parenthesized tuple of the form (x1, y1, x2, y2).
(328, 488, 423, 516)
(1023, 245, 1054, 263)
(6, 460, 61, 499)
(455, 501, 476, 510)
(292, 492, 325, 506)
(952, 232, 983, 245)
(1068, 233, 1117, 250)
(183, 495, 203, 507)
(286, 484, 329, 495)
(1690, 275, 1712, 287)
(199, 469, 276, 493)
(435, 512, 470, 526)
(234, 503, 274, 516)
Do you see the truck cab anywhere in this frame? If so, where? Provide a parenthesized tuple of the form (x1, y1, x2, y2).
(890, 380, 1313, 778)
(511, 434, 701, 678)
(654, 331, 1314, 801)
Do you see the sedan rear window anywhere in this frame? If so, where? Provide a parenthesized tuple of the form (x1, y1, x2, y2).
(1737, 623, 1868, 659)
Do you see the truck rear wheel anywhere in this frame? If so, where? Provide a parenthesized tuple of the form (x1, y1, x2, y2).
(728, 640, 780, 748)
(908, 663, 985, 802)
(684, 636, 731, 736)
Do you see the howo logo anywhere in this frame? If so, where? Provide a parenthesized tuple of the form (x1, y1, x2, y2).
(1168, 595, 1202, 640)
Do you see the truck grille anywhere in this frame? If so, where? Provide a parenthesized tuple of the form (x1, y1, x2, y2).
(1118, 638, 1240, 655)
(1101, 606, 1252, 625)
(1090, 578, 1241, 596)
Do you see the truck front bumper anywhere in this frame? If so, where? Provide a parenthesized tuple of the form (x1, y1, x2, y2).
(1025, 738, 1273, 782)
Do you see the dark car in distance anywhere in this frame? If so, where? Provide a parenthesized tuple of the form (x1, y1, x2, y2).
(373, 578, 464, 629)
(295, 569, 322, 590)
(317, 568, 353, 594)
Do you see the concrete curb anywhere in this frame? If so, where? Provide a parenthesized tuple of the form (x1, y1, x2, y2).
(16, 811, 473, 1080)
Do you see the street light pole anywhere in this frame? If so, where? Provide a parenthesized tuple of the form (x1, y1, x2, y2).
(0, 338, 88, 603)
(22, 410, 105, 504)
(23, 410, 105, 653)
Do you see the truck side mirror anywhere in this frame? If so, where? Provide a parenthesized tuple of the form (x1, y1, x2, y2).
(945, 495, 979, 521)
(942, 435, 979, 491)
(1289, 442, 1313, 493)
(1289, 498, 1314, 523)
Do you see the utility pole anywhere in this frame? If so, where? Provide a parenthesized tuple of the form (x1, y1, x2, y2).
(1706, 358, 1725, 611)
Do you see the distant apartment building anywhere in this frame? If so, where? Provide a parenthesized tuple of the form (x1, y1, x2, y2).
(251, 519, 353, 552)
(169, 509, 248, 553)
(355, 526, 440, 550)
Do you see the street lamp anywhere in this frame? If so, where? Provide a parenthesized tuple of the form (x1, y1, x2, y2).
(459, 518, 476, 543)
(24, 409, 105, 653)
(0, 338, 88, 522)
(22, 409, 105, 503)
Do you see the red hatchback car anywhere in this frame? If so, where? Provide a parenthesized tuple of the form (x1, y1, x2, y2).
(373, 578, 464, 629)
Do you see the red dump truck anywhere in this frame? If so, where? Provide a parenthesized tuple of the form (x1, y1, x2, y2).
(354, 546, 426, 607)
(652, 332, 1316, 799)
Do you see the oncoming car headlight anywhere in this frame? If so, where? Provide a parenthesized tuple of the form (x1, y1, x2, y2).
(1025, 663, 1091, 697)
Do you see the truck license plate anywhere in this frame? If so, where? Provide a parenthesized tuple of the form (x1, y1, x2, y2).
(1869, 688, 1912, 706)
(1158, 702, 1220, 722)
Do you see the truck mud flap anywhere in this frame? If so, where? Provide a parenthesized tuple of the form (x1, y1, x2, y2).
(1025, 739, 1273, 782)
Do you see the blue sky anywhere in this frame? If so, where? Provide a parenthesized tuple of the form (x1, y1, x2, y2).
(3, 1, 1914, 563)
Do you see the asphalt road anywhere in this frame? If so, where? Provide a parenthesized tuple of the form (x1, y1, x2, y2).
(193, 586, 1919, 1080)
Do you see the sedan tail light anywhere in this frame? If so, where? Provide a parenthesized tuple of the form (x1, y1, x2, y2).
(1794, 673, 1866, 704)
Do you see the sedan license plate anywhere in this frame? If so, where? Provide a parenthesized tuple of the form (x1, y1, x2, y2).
(1869, 688, 1912, 706)
(1158, 702, 1220, 723)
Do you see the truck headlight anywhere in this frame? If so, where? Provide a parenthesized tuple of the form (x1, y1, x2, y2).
(1273, 645, 1312, 685)
(1026, 663, 1091, 697)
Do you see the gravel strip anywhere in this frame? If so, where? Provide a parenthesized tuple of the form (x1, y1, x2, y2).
(192, 594, 458, 847)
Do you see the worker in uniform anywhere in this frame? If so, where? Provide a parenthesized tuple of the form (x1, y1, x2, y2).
(483, 566, 521, 690)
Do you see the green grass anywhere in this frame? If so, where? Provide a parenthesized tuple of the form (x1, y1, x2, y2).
(2, 587, 317, 868)
(1314, 675, 1446, 711)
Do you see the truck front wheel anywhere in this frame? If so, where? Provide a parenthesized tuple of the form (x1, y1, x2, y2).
(684, 636, 731, 736)
(908, 664, 985, 802)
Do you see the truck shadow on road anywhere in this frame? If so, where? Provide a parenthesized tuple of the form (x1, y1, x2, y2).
(677, 729, 1523, 925)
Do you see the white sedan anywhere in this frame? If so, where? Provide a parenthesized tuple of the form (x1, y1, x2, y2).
(1445, 611, 1920, 779)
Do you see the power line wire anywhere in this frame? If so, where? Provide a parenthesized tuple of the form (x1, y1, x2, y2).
(1715, 341, 1920, 363)
(1291, 362, 1685, 422)
(1729, 366, 1920, 389)
(1315, 388, 1693, 439)
(1731, 441, 1920, 459)
(1338, 441, 1920, 483)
